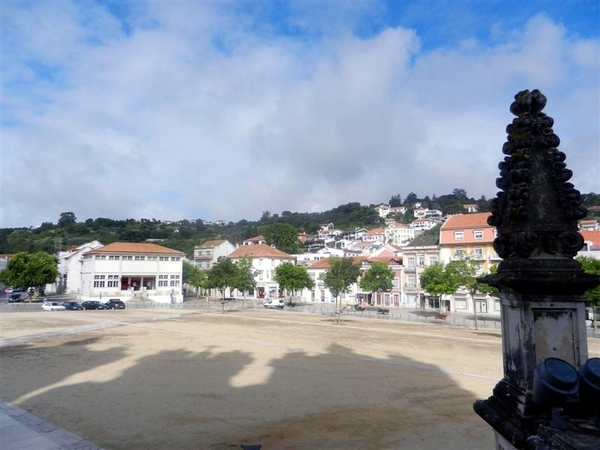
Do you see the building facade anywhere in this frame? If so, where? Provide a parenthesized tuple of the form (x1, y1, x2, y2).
(439, 213, 500, 315)
(227, 244, 295, 299)
(193, 239, 236, 270)
(80, 242, 184, 303)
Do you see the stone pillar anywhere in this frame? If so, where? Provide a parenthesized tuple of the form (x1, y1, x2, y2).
(473, 90, 600, 449)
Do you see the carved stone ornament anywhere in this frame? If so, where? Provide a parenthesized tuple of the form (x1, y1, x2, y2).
(488, 89, 587, 259)
(481, 89, 599, 293)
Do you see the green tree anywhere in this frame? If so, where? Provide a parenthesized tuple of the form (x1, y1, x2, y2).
(321, 258, 361, 324)
(0, 252, 58, 300)
(359, 261, 394, 303)
(232, 256, 257, 308)
(389, 194, 402, 207)
(420, 262, 463, 312)
(58, 212, 76, 228)
(450, 258, 497, 329)
(576, 256, 600, 333)
(187, 265, 208, 299)
(274, 262, 314, 302)
(205, 257, 239, 312)
(263, 223, 302, 254)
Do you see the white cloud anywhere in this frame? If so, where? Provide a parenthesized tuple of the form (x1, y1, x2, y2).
(1, 3, 598, 228)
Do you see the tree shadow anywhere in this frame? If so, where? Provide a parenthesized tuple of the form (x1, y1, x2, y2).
(1, 317, 497, 449)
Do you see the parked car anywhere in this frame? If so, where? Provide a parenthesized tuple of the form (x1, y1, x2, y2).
(263, 299, 285, 309)
(8, 293, 22, 303)
(42, 302, 66, 311)
(62, 301, 84, 310)
(82, 301, 108, 310)
(105, 299, 126, 310)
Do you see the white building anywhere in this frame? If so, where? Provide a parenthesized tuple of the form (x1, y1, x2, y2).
(227, 244, 295, 299)
(193, 239, 236, 270)
(410, 218, 438, 231)
(57, 240, 104, 294)
(385, 222, 415, 246)
(80, 242, 184, 303)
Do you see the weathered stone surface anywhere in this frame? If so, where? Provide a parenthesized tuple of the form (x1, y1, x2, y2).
(474, 90, 600, 449)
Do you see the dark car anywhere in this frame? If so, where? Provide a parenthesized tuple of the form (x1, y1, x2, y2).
(8, 293, 22, 303)
(62, 301, 84, 310)
(105, 299, 126, 310)
(81, 301, 108, 310)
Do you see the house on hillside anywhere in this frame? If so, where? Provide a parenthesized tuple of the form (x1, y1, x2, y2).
(579, 230, 600, 259)
(362, 228, 385, 243)
(57, 240, 104, 294)
(410, 218, 438, 232)
(193, 239, 236, 270)
(463, 204, 479, 213)
(439, 213, 500, 315)
(579, 219, 599, 231)
(80, 242, 184, 303)
(242, 235, 266, 246)
(401, 235, 440, 309)
(385, 222, 415, 246)
(341, 228, 368, 241)
(414, 208, 443, 220)
(227, 244, 295, 299)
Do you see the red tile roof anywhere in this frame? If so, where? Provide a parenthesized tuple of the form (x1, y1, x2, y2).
(198, 239, 227, 248)
(228, 244, 294, 259)
(88, 242, 184, 255)
(441, 213, 493, 229)
(580, 230, 600, 246)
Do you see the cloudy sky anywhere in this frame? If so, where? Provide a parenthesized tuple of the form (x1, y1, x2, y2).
(2, 1, 599, 228)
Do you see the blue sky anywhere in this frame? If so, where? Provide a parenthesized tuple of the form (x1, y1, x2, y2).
(2, 0, 599, 228)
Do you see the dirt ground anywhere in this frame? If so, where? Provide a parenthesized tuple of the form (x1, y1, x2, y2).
(0, 307, 509, 449)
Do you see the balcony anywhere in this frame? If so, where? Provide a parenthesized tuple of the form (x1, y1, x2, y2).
(403, 266, 416, 273)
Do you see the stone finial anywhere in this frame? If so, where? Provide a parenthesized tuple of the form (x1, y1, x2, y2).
(488, 89, 587, 262)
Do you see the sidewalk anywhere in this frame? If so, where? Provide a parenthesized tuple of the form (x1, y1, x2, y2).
(0, 400, 103, 450)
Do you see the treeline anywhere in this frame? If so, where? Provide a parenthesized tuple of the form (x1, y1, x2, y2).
(1, 190, 598, 258)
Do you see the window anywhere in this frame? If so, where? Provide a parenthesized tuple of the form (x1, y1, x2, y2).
(109, 255, 120, 260)
(407, 258, 415, 268)
(171, 257, 180, 261)
(474, 230, 483, 239)
(454, 231, 464, 240)
(107, 274, 120, 288)
(455, 299, 467, 310)
(158, 274, 169, 287)
(429, 257, 438, 265)
(159, 256, 168, 261)
(147, 256, 157, 261)
(418, 256, 425, 266)
(407, 275, 416, 287)
(474, 247, 483, 259)
(135, 256, 146, 261)
(93, 275, 106, 288)
(454, 248, 463, 258)
(124, 256, 133, 260)
(393, 277, 400, 288)
(95, 255, 106, 260)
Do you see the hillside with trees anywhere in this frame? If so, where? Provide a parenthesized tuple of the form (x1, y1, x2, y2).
(1, 190, 598, 258)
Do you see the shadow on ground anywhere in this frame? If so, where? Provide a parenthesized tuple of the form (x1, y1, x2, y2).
(1, 315, 496, 450)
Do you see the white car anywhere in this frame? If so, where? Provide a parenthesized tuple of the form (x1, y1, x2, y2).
(263, 299, 285, 309)
(42, 301, 66, 311)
